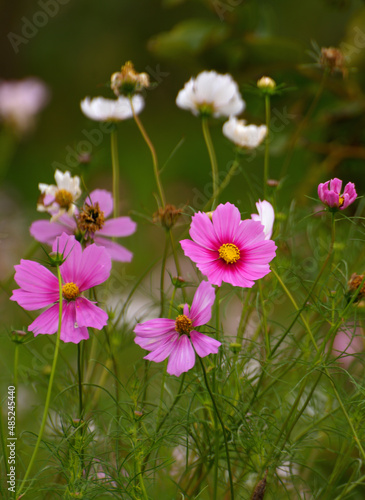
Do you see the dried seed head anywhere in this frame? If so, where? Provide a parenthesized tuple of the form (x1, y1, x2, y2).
(348, 273, 365, 300)
(111, 61, 150, 96)
(320, 47, 347, 76)
(153, 204, 182, 230)
(77, 202, 105, 237)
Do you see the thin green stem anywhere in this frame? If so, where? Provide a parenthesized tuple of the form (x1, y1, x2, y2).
(160, 230, 170, 317)
(17, 265, 63, 498)
(258, 280, 270, 358)
(77, 343, 83, 420)
(111, 128, 120, 219)
(202, 118, 219, 210)
(203, 159, 240, 212)
(281, 70, 327, 177)
(198, 357, 234, 500)
(130, 97, 165, 207)
(168, 230, 187, 302)
(263, 94, 270, 198)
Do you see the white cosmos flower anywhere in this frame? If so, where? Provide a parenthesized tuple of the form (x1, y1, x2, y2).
(37, 169, 81, 220)
(222, 117, 267, 149)
(251, 200, 274, 240)
(80, 94, 144, 121)
(0, 77, 50, 136)
(176, 70, 245, 118)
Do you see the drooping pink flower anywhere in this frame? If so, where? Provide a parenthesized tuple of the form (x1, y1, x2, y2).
(30, 189, 136, 262)
(318, 178, 357, 210)
(180, 203, 276, 288)
(251, 200, 275, 240)
(134, 281, 220, 377)
(10, 233, 111, 343)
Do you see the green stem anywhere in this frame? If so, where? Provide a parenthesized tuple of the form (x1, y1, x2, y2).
(129, 97, 165, 207)
(198, 357, 234, 500)
(111, 128, 120, 219)
(160, 231, 169, 317)
(258, 280, 270, 358)
(202, 118, 219, 210)
(281, 70, 327, 177)
(168, 230, 187, 302)
(203, 158, 240, 212)
(263, 94, 270, 198)
(77, 343, 83, 420)
(17, 265, 63, 497)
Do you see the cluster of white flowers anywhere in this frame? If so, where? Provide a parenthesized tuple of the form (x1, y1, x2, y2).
(175, 70, 267, 150)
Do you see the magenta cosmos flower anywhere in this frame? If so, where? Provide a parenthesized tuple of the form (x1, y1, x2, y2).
(30, 189, 136, 262)
(10, 233, 111, 343)
(180, 203, 276, 288)
(134, 281, 221, 377)
(318, 178, 357, 210)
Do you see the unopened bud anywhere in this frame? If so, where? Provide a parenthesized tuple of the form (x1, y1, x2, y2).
(257, 76, 276, 91)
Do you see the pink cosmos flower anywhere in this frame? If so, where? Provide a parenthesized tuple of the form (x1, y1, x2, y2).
(10, 233, 111, 344)
(180, 203, 277, 288)
(332, 326, 364, 368)
(318, 178, 357, 210)
(30, 189, 136, 262)
(251, 200, 275, 240)
(134, 281, 221, 377)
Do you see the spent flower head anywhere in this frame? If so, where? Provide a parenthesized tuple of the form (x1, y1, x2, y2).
(10, 233, 111, 343)
(134, 281, 220, 377)
(223, 117, 267, 149)
(318, 178, 357, 211)
(180, 202, 277, 288)
(31, 189, 137, 262)
(176, 70, 245, 118)
(111, 61, 150, 97)
(37, 169, 81, 220)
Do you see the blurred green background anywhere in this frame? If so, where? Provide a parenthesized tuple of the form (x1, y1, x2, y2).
(2, 1, 365, 495)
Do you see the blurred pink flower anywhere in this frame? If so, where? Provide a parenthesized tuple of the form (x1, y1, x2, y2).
(180, 202, 276, 288)
(332, 326, 364, 368)
(10, 233, 111, 343)
(30, 189, 136, 262)
(251, 199, 275, 240)
(0, 77, 50, 135)
(134, 281, 221, 377)
(318, 178, 357, 210)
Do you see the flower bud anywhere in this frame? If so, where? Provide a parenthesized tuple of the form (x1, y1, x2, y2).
(257, 76, 276, 90)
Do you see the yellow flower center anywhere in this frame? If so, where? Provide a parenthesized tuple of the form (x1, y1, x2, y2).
(219, 243, 240, 264)
(62, 282, 80, 300)
(175, 315, 193, 335)
(77, 202, 105, 234)
(339, 195, 345, 207)
(55, 189, 73, 209)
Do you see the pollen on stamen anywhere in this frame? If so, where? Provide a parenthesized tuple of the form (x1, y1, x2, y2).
(219, 243, 240, 264)
(55, 189, 74, 209)
(175, 314, 193, 335)
(62, 282, 80, 300)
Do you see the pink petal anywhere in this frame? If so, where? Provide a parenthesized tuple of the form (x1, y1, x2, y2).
(329, 178, 342, 194)
(134, 318, 176, 338)
(189, 211, 220, 250)
(190, 331, 221, 357)
(190, 281, 216, 327)
(60, 301, 89, 343)
(180, 239, 218, 264)
(30, 217, 75, 245)
(93, 236, 133, 262)
(195, 259, 226, 287)
(234, 220, 266, 249)
(97, 217, 136, 237)
(71, 243, 111, 291)
(11, 260, 59, 310)
(75, 297, 108, 330)
(55, 234, 83, 284)
(144, 336, 178, 362)
(136, 331, 179, 351)
(29, 303, 60, 335)
(167, 335, 196, 377)
(212, 202, 241, 243)
(88, 189, 113, 218)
